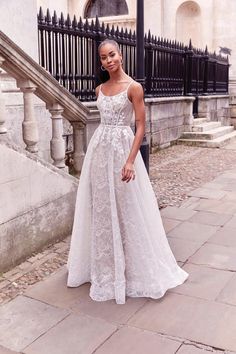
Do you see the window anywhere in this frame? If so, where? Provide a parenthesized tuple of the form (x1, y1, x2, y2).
(85, 0, 128, 18)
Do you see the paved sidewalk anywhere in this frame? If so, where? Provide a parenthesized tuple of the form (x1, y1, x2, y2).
(2, 148, 236, 353)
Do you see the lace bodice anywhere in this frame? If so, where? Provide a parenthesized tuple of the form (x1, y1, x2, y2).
(97, 86, 134, 126)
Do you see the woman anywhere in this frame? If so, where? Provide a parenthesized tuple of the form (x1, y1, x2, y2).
(67, 39, 188, 304)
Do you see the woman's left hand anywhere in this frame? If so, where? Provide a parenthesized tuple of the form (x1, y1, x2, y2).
(121, 162, 135, 183)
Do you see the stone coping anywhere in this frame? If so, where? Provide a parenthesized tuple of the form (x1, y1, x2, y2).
(0, 30, 88, 124)
(145, 96, 195, 104)
(198, 95, 229, 100)
(83, 95, 195, 109)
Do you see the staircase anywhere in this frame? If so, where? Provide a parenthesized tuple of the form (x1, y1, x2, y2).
(178, 118, 236, 147)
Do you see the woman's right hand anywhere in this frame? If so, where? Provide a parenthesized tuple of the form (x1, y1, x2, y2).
(121, 162, 136, 183)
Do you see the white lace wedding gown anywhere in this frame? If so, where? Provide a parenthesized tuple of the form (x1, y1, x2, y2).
(67, 82, 188, 304)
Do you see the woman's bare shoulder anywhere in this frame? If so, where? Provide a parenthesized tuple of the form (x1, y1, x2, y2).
(95, 84, 102, 97)
(128, 80, 144, 100)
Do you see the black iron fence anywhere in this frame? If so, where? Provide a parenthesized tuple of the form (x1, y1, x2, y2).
(38, 7, 229, 102)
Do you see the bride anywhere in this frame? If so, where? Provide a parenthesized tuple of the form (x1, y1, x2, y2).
(67, 39, 188, 304)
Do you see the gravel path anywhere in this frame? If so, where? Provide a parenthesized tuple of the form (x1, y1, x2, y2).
(150, 143, 236, 208)
(1, 143, 236, 304)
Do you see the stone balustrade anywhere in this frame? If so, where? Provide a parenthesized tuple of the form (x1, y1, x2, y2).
(0, 30, 88, 176)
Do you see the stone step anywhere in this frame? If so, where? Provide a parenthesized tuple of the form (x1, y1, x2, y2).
(181, 126, 234, 140)
(192, 121, 221, 132)
(178, 130, 236, 148)
(193, 118, 209, 125)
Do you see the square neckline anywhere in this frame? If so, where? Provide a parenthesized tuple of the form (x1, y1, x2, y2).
(99, 80, 133, 98)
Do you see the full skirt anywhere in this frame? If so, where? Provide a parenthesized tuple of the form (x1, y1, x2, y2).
(67, 125, 188, 304)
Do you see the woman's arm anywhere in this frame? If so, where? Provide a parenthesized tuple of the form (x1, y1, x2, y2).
(122, 82, 145, 182)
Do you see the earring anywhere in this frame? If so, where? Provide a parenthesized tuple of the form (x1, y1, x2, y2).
(101, 65, 106, 71)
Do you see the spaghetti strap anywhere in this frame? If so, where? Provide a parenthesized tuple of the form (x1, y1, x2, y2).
(126, 80, 134, 91)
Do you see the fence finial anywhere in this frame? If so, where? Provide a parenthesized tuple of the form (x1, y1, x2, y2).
(38, 6, 44, 24)
(95, 15, 100, 30)
(66, 14, 72, 28)
(46, 8, 51, 24)
(84, 17, 89, 31)
(188, 39, 192, 50)
(52, 10, 58, 26)
(60, 12, 65, 28)
(91, 19, 95, 31)
(101, 21, 105, 34)
(115, 26, 120, 38)
(72, 15, 78, 29)
(105, 23, 110, 36)
(78, 17, 83, 30)
(111, 25, 115, 36)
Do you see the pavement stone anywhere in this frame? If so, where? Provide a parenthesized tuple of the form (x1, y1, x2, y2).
(222, 191, 236, 201)
(128, 293, 236, 351)
(94, 326, 181, 354)
(25, 266, 88, 309)
(160, 206, 197, 221)
(224, 215, 236, 228)
(170, 263, 234, 300)
(70, 293, 147, 325)
(167, 237, 203, 262)
(0, 296, 69, 352)
(0, 346, 18, 354)
(189, 243, 236, 271)
(176, 344, 226, 354)
(162, 217, 182, 233)
(200, 181, 226, 190)
(167, 221, 219, 243)
(213, 180, 236, 192)
(188, 211, 233, 226)
(179, 197, 201, 210)
(188, 187, 226, 199)
(194, 199, 236, 214)
(23, 314, 117, 354)
(176, 344, 212, 354)
(25, 266, 148, 325)
(207, 227, 236, 247)
(216, 273, 236, 306)
(213, 175, 236, 184)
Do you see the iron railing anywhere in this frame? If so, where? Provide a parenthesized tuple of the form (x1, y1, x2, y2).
(38, 7, 229, 102)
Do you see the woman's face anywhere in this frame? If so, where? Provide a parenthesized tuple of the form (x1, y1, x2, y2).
(99, 43, 122, 73)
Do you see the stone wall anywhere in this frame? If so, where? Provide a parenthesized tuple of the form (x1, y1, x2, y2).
(145, 97, 194, 152)
(0, 0, 38, 61)
(0, 142, 78, 272)
(198, 95, 231, 125)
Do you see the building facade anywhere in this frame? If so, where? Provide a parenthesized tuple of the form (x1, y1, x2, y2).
(0, 0, 235, 89)
(37, 0, 236, 91)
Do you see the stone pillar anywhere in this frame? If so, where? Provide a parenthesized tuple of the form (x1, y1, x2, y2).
(48, 103, 66, 169)
(17, 80, 39, 152)
(0, 57, 7, 134)
(72, 122, 86, 177)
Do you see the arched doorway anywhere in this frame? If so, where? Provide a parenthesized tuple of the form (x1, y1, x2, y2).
(84, 0, 128, 18)
(176, 1, 202, 47)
